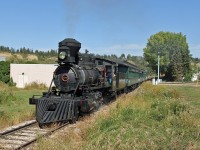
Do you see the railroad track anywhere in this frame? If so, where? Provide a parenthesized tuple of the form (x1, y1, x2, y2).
(0, 120, 68, 149)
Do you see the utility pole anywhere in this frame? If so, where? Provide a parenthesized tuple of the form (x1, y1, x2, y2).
(157, 51, 160, 84)
(196, 66, 199, 86)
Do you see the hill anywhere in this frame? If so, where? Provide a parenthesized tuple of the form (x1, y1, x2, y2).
(0, 52, 38, 61)
(0, 45, 57, 64)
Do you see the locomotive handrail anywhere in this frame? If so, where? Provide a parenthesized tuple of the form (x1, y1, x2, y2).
(47, 78, 54, 94)
(71, 64, 79, 79)
(73, 81, 80, 99)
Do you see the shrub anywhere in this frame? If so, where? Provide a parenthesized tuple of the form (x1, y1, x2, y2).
(24, 82, 48, 90)
(8, 77, 16, 86)
(0, 90, 18, 104)
(0, 61, 10, 84)
(150, 98, 188, 121)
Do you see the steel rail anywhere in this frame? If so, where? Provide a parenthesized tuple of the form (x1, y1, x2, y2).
(0, 120, 69, 150)
(0, 120, 37, 136)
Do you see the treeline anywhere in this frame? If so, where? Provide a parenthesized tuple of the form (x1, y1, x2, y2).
(0, 45, 147, 67)
(0, 46, 57, 57)
(192, 57, 200, 63)
(0, 46, 58, 64)
(86, 52, 147, 70)
(102, 53, 147, 69)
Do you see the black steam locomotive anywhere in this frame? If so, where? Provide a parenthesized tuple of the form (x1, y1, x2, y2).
(29, 38, 147, 127)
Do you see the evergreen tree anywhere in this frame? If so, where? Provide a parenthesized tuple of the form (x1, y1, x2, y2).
(119, 53, 126, 59)
(0, 61, 10, 83)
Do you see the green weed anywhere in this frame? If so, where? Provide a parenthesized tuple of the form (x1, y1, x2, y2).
(83, 83, 200, 149)
(0, 88, 42, 129)
(34, 83, 200, 150)
(24, 82, 48, 90)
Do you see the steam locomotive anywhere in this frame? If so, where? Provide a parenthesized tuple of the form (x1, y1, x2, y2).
(29, 38, 147, 127)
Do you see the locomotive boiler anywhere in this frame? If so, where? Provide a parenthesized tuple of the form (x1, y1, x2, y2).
(54, 38, 100, 93)
(29, 38, 148, 127)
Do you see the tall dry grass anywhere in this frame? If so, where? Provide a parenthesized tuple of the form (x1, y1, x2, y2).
(0, 82, 43, 129)
(34, 82, 200, 150)
(84, 83, 199, 149)
(24, 82, 48, 90)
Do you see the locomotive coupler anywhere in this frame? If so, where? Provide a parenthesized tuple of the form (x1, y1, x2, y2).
(29, 95, 41, 105)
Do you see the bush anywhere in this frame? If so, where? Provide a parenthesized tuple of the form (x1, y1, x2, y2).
(0, 90, 18, 104)
(150, 98, 188, 121)
(24, 82, 48, 90)
(8, 77, 16, 86)
(140, 82, 180, 100)
(0, 61, 10, 84)
(183, 71, 193, 81)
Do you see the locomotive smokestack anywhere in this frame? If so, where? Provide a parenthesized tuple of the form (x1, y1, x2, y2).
(58, 38, 81, 64)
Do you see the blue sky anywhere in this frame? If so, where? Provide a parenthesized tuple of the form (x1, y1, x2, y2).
(0, 0, 200, 58)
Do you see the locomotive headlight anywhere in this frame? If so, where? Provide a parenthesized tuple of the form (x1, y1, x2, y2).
(59, 51, 66, 60)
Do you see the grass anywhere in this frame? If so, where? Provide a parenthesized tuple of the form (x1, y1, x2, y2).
(84, 84, 199, 149)
(34, 82, 200, 150)
(0, 82, 46, 129)
(24, 81, 47, 90)
(170, 85, 200, 119)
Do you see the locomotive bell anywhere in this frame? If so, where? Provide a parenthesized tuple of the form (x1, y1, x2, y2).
(58, 38, 81, 64)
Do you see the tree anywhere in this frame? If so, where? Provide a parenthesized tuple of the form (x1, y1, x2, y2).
(143, 31, 192, 81)
(119, 53, 126, 60)
(171, 48, 183, 81)
(0, 61, 10, 83)
(110, 54, 118, 59)
(127, 54, 132, 61)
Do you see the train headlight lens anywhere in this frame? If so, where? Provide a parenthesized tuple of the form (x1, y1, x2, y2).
(59, 51, 66, 59)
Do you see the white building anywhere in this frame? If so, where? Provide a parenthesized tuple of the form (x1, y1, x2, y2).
(191, 72, 200, 82)
(10, 64, 57, 88)
(0, 56, 6, 61)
